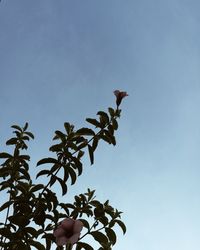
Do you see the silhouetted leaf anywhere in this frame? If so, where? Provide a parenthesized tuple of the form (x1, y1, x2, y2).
(57, 177, 68, 195)
(114, 220, 126, 234)
(49, 144, 62, 152)
(86, 118, 101, 128)
(97, 111, 109, 125)
(28, 240, 46, 250)
(0, 153, 12, 158)
(90, 231, 108, 246)
(11, 125, 23, 131)
(68, 167, 77, 185)
(108, 107, 115, 117)
(24, 131, 34, 139)
(31, 184, 44, 193)
(98, 216, 109, 226)
(78, 219, 90, 230)
(104, 130, 116, 145)
(105, 228, 116, 245)
(24, 227, 38, 237)
(0, 200, 12, 212)
(88, 145, 94, 165)
(76, 242, 94, 250)
(76, 128, 95, 136)
(34, 209, 46, 226)
(6, 138, 17, 145)
(64, 122, 71, 134)
(111, 118, 118, 130)
(23, 122, 28, 131)
(37, 158, 59, 166)
(92, 136, 99, 151)
(36, 170, 50, 178)
(54, 130, 66, 141)
(9, 214, 30, 227)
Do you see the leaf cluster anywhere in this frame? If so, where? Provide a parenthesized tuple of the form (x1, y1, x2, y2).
(0, 107, 126, 250)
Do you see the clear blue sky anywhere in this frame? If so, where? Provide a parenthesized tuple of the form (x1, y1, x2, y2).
(0, 1, 200, 249)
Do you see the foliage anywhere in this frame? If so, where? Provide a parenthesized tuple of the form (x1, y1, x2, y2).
(0, 100, 126, 250)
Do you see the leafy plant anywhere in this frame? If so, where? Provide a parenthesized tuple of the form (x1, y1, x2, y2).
(0, 91, 128, 250)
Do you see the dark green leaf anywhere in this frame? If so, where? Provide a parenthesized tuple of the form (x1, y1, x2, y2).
(28, 240, 46, 250)
(63, 165, 69, 182)
(24, 227, 38, 237)
(104, 130, 116, 145)
(68, 167, 77, 185)
(9, 214, 30, 227)
(105, 228, 117, 245)
(86, 118, 101, 128)
(90, 200, 101, 207)
(23, 122, 29, 131)
(0, 200, 13, 212)
(22, 135, 30, 141)
(0, 153, 12, 158)
(85, 189, 95, 201)
(54, 130, 66, 141)
(114, 220, 126, 234)
(57, 177, 68, 195)
(108, 107, 115, 117)
(42, 233, 55, 240)
(74, 195, 82, 207)
(49, 175, 57, 187)
(6, 138, 17, 145)
(92, 136, 99, 151)
(49, 144, 62, 152)
(11, 125, 23, 131)
(98, 216, 109, 226)
(34, 210, 46, 226)
(90, 231, 108, 246)
(76, 242, 94, 250)
(94, 207, 104, 218)
(50, 163, 60, 173)
(111, 118, 118, 130)
(100, 134, 111, 144)
(108, 125, 114, 135)
(36, 170, 51, 178)
(64, 122, 71, 134)
(78, 219, 90, 230)
(77, 140, 88, 150)
(76, 128, 95, 136)
(88, 145, 94, 165)
(19, 154, 30, 161)
(37, 157, 59, 166)
(31, 184, 44, 193)
(16, 182, 28, 194)
(24, 131, 35, 139)
(97, 111, 109, 124)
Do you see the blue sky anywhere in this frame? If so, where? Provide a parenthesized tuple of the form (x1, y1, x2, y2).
(0, 0, 200, 249)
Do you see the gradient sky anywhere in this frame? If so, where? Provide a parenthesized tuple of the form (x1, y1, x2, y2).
(0, 1, 200, 250)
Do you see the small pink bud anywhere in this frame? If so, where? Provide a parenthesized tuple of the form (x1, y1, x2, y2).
(114, 90, 128, 108)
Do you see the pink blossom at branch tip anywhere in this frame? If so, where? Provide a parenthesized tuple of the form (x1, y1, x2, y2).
(54, 218, 83, 246)
(114, 90, 128, 108)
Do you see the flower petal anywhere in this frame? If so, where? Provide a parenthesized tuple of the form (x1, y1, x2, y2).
(69, 233, 80, 244)
(73, 220, 83, 233)
(114, 90, 120, 96)
(121, 91, 128, 97)
(56, 236, 69, 246)
(53, 227, 66, 237)
(61, 218, 74, 231)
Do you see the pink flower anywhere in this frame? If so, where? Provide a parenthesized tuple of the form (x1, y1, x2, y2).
(114, 90, 128, 108)
(54, 218, 83, 246)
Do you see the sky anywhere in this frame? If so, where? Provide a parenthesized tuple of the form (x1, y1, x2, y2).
(0, 0, 200, 249)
